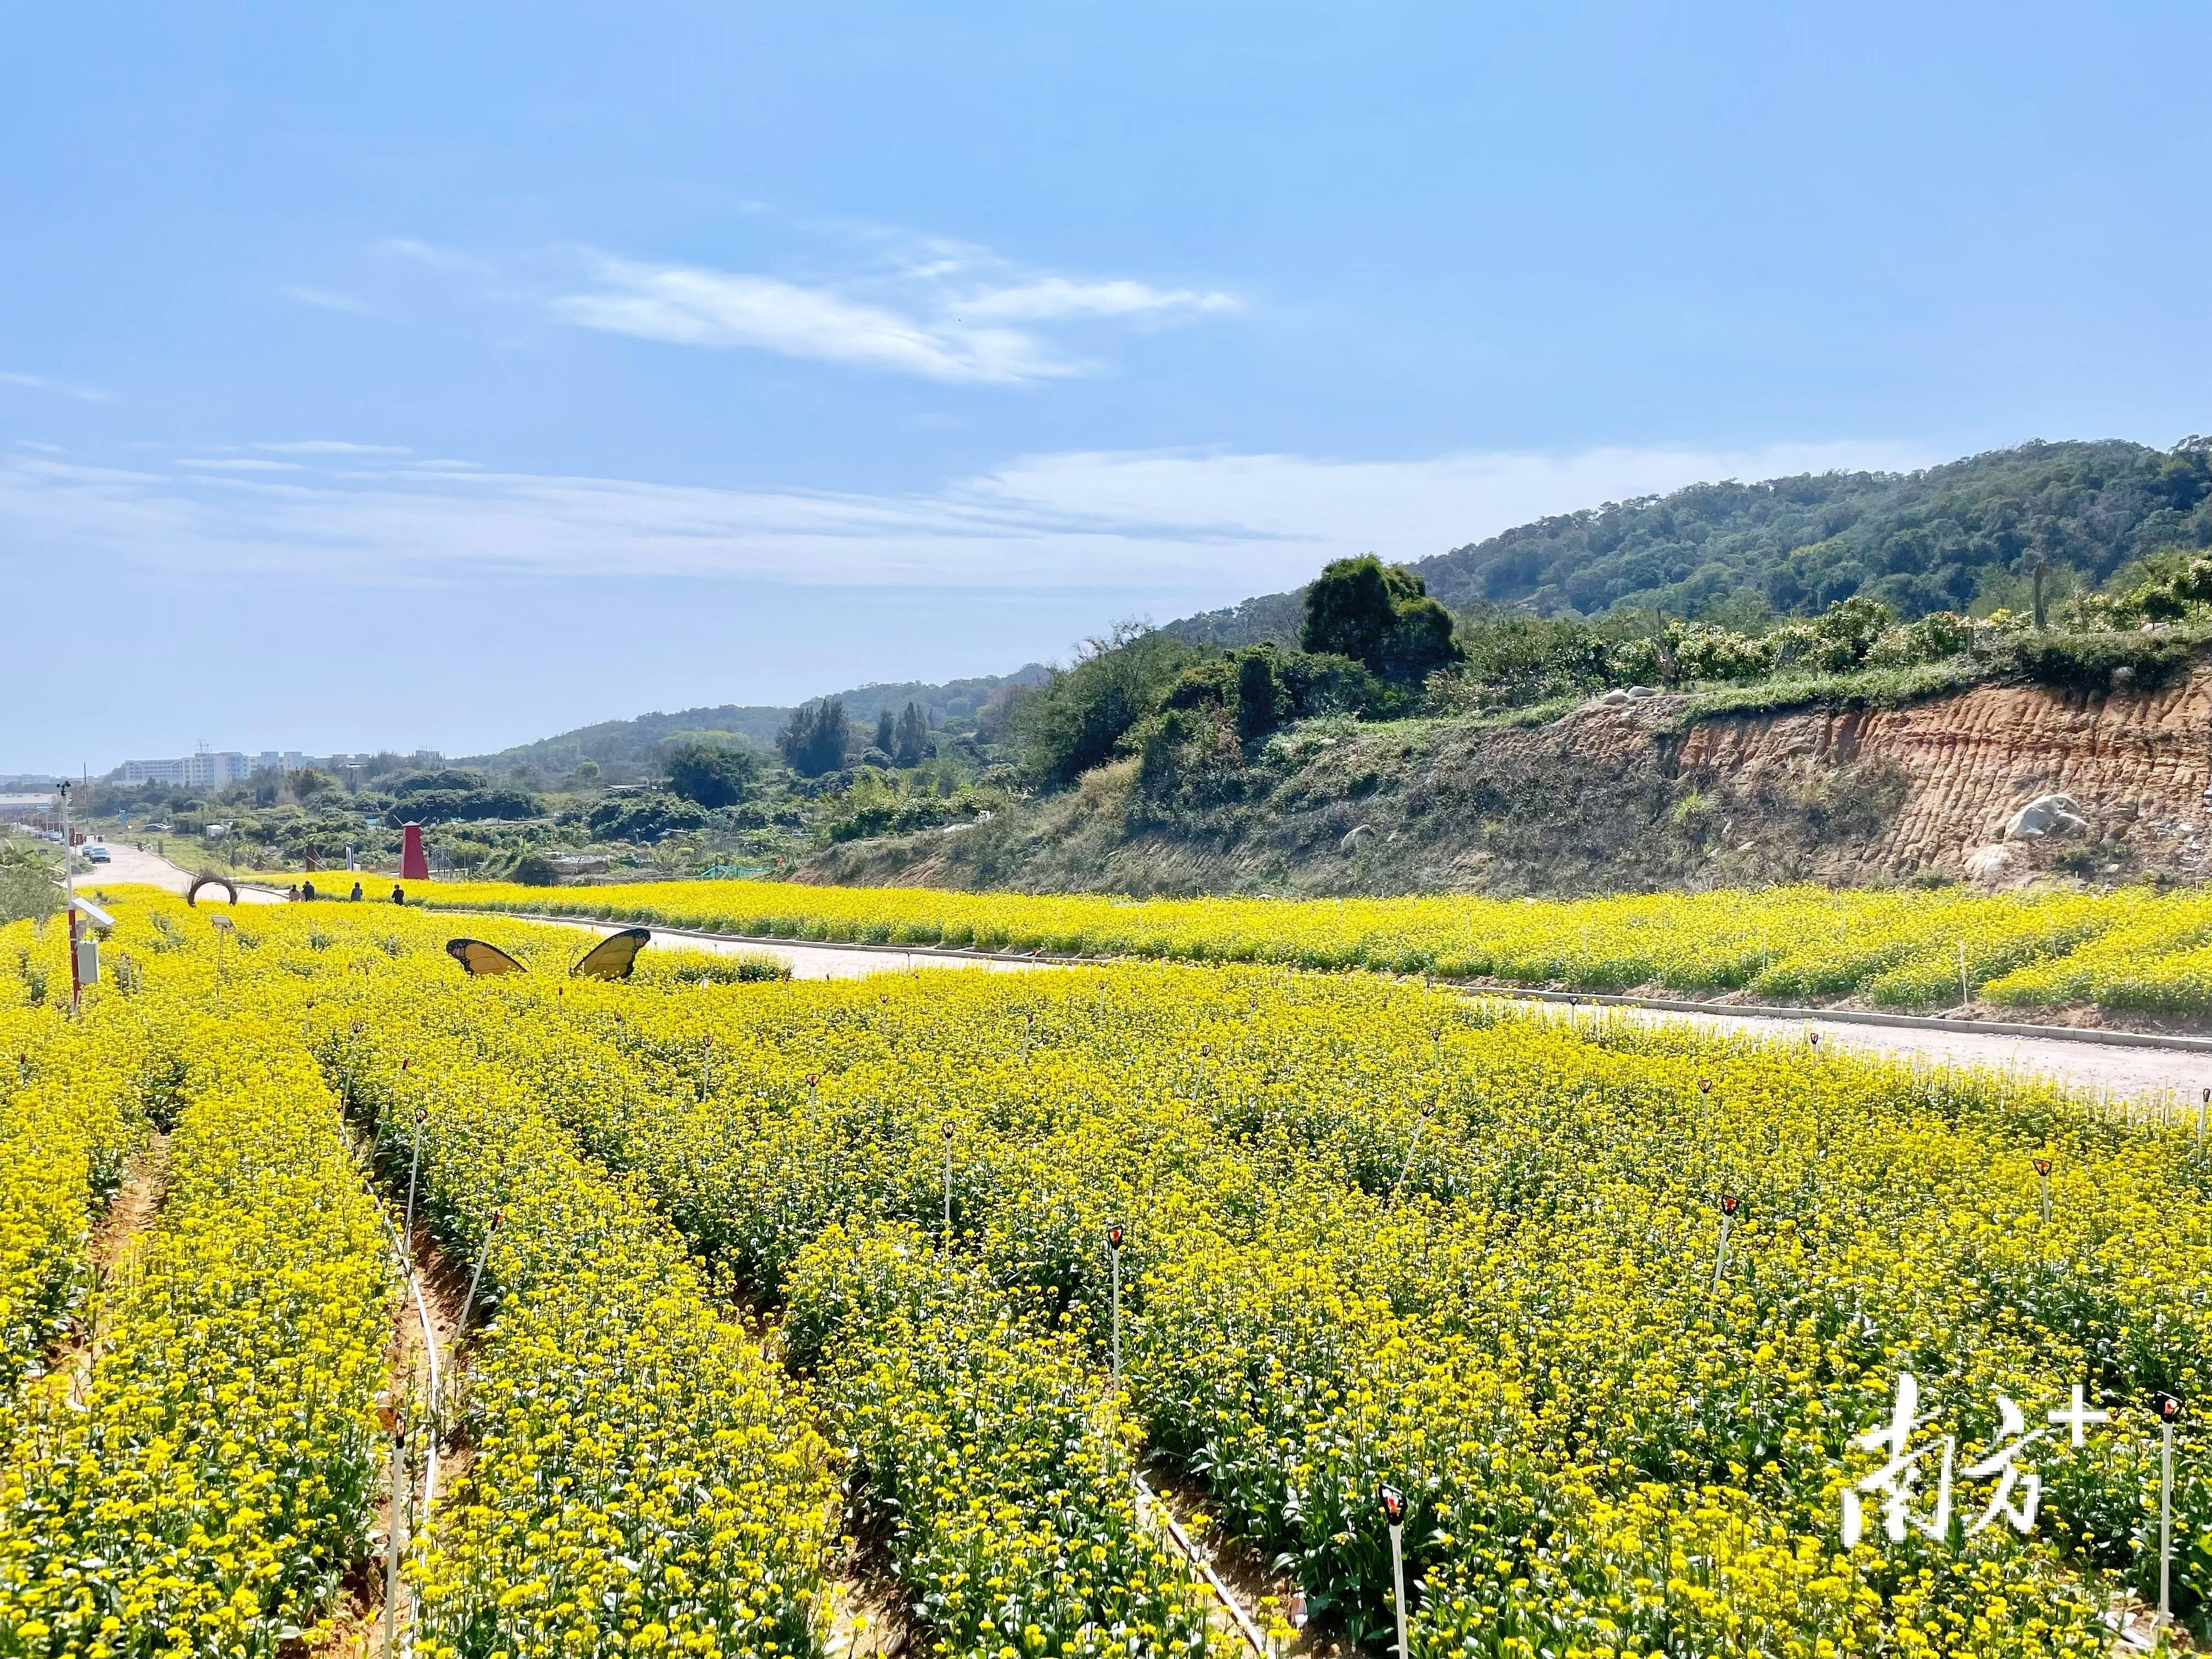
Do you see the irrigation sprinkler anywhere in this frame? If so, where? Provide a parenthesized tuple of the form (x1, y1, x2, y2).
(1712, 1194, 1741, 1290)
(1107, 1223, 1124, 1399)
(2033, 1157, 2052, 1225)
(1389, 1099, 1438, 1209)
(1379, 1486, 1408, 1659)
(2154, 1393, 2182, 1630)
(403, 1106, 426, 1271)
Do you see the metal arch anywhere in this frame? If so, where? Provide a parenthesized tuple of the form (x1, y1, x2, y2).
(185, 874, 239, 908)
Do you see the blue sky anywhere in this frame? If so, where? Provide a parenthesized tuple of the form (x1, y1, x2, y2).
(5, 2, 2206, 772)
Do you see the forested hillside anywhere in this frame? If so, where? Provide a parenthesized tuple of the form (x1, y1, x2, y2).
(1168, 438, 2212, 645)
(467, 665, 1047, 776)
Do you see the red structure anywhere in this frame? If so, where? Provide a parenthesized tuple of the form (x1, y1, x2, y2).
(401, 822, 430, 883)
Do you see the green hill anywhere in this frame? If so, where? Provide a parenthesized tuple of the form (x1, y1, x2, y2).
(467, 667, 1047, 777)
(1166, 438, 2212, 645)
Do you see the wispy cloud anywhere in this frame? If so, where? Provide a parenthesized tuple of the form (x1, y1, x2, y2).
(0, 440, 1935, 595)
(256, 439, 411, 455)
(176, 457, 303, 472)
(379, 238, 496, 278)
(0, 370, 110, 403)
(522, 222, 1243, 383)
(959, 277, 1238, 321)
(550, 259, 1073, 383)
(281, 285, 370, 313)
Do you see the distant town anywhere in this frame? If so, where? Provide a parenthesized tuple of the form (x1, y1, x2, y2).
(2, 741, 448, 792)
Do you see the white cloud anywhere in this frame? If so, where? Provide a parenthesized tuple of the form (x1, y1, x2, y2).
(176, 458, 303, 472)
(0, 370, 110, 403)
(0, 440, 1936, 597)
(281, 285, 370, 313)
(541, 230, 1242, 383)
(960, 278, 1239, 321)
(551, 259, 1075, 383)
(256, 440, 412, 455)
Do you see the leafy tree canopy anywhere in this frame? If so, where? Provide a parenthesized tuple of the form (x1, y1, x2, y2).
(1300, 556, 1463, 684)
(1170, 440, 2212, 643)
(662, 738, 758, 808)
(778, 697, 853, 778)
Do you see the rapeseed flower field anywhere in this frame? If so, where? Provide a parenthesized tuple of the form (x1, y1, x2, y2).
(420, 878, 2212, 1018)
(1, 888, 2206, 1657)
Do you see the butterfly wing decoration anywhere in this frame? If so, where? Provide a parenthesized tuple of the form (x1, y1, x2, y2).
(447, 937, 527, 977)
(572, 927, 651, 981)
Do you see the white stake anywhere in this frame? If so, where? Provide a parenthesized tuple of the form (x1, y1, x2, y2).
(2199, 1087, 2208, 1159)
(941, 1122, 954, 1254)
(2034, 1157, 2052, 1226)
(377, 1401, 404, 1658)
(402, 1106, 425, 1271)
(1958, 940, 1970, 1008)
(1380, 1487, 1408, 1659)
(2155, 1393, 2181, 1630)
(1389, 1099, 1438, 1209)
(1107, 1224, 1124, 1400)
(455, 1209, 501, 1341)
(1712, 1195, 1740, 1290)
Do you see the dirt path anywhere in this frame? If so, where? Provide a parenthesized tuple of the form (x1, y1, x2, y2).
(313, 1147, 477, 1658)
(38, 1133, 171, 1412)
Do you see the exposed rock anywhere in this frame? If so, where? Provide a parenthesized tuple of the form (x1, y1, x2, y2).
(1599, 689, 1632, 707)
(2004, 793, 2089, 841)
(1963, 842, 2027, 884)
(810, 661, 2212, 896)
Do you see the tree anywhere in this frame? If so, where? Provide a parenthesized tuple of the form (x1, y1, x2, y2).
(0, 844, 59, 926)
(1010, 624, 1206, 788)
(892, 702, 929, 766)
(572, 758, 602, 783)
(873, 708, 896, 755)
(1301, 555, 1463, 685)
(664, 739, 757, 808)
(293, 768, 335, 801)
(778, 697, 851, 777)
